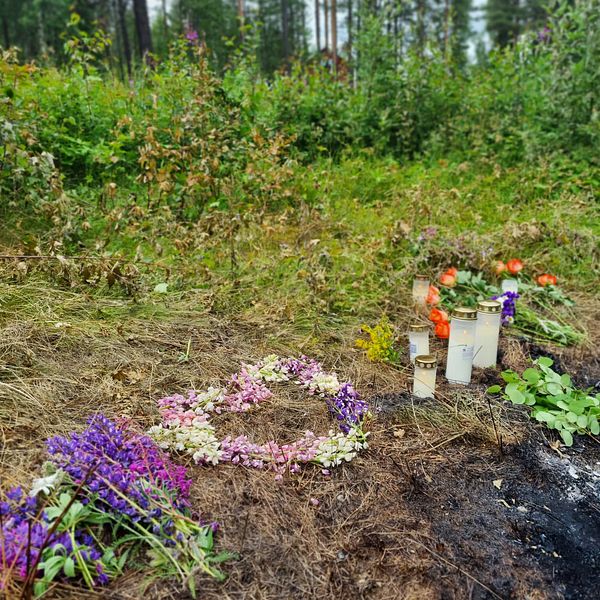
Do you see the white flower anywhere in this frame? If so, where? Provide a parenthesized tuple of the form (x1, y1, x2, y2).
(30, 470, 63, 497)
(248, 355, 289, 382)
(308, 372, 341, 395)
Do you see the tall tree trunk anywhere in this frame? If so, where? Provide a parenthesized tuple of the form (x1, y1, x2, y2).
(443, 0, 450, 58)
(324, 0, 329, 50)
(117, 0, 132, 77)
(331, 0, 337, 72)
(237, 0, 245, 39)
(162, 0, 169, 42)
(281, 0, 290, 62)
(2, 16, 10, 48)
(315, 0, 321, 50)
(416, 0, 426, 56)
(132, 0, 153, 61)
(347, 0, 352, 57)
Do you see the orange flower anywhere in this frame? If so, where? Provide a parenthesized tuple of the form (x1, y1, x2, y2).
(429, 307, 449, 323)
(445, 267, 458, 277)
(537, 273, 557, 287)
(494, 261, 506, 275)
(439, 272, 456, 287)
(426, 285, 441, 306)
(434, 320, 450, 339)
(506, 259, 523, 275)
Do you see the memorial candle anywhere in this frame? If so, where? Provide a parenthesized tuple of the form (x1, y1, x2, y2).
(412, 275, 429, 309)
(445, 307, 477, 385)
(409, 324, 430, 362)
(408, 323, 429, 362)
(473, 300, 502, 368)
(413, 355, 437, 399)
(501, 278, 519, 294)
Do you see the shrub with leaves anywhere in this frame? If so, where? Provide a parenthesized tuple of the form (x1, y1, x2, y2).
(488, 357, 600, 446)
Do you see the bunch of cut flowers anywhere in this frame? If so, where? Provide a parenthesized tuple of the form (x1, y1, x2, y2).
(1, 415, 230, 598)
(424, 260, 583, 346)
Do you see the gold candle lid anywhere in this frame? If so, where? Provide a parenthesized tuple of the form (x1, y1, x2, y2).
(410, 323, 429, 332)
(477, 300, 502, 313)
(414, 274, 429, 281)
(452, 306, 477, 320)
(415, 355, 437, 369)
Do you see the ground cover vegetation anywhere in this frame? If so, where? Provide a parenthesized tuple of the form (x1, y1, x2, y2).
(1, 0, 599, 597)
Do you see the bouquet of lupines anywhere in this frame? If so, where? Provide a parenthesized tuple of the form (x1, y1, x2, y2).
(0, 416, 230, 598)
(148, 355, 370, 479)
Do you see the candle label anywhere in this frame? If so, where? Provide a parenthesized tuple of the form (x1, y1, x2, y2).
(410, 343, 417, 356)
(461, 345, 474, 360)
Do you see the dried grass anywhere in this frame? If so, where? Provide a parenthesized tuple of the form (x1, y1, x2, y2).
(0, 278, 595, 599)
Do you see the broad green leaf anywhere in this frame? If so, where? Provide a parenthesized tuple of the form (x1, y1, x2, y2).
(566, 412, 578, 423)
(523, 368, 540, 384)
(154, 282, 168, 294)
(534, 411, 555, 423)
(560, 430, 573, 446)
(537, 357, 553, 367)
(560, 374, 572, 387)
(546, 382, 563, 396)
(590, 418, 600, 435)
(576, 415, 588, 428)
(487, 385, 501, 394)
(506, 382, 525, 404)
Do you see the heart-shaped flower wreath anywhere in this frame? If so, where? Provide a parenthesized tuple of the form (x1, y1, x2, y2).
(147, 355, 369, 478)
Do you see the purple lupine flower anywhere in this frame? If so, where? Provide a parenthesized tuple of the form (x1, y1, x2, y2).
(492, 291, 520, 325)
(326, 383, 369, 434)
(47, 415, 192, 519)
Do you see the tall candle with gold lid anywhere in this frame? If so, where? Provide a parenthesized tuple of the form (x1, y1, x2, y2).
(473, 300, 502, 368)
(412, 275, 429, 310)
(409, 324, 429, 363)
(445, 307, 477, 385)
(413, 355, 437, 399)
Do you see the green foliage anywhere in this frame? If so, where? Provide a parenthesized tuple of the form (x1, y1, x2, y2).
(355, 316, 400, 365)
(488, 357, 600, 446)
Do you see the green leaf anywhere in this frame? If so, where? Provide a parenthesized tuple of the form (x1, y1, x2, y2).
(546, 382, 563, 396)
(486, 385, 501, 394)
(522, 368, 540, 384)
(576, 415, 588, 428)
(534, 411, 555, 424)
(590, 418, 600, 435)
(154, 282, 169, 294)
(560, 373, 572, 387)
(537, 357, 554, 367)
(566, 411, 578, 423)
(560, 430, 573, 446)
(506, 382, 525, 404)
(63, 556, 76, 578)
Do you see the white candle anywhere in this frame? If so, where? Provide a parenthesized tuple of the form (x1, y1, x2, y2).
(414, 355, 437, 398)
(501, 279, 518, 294)
(473, 300, 502, 368)
(445, 307, 477, 385)
(409, 324, 429, 362)
(412, 275, 429, 309)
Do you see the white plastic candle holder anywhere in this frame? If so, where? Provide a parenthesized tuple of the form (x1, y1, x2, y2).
(413, 355, 437, 399)
(412, 275, 430, 310)
(409, 324, 430, 363)
(501, 278, 519, 294)
(473, 300, 502, 369)
(445, 306, 477, 385)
